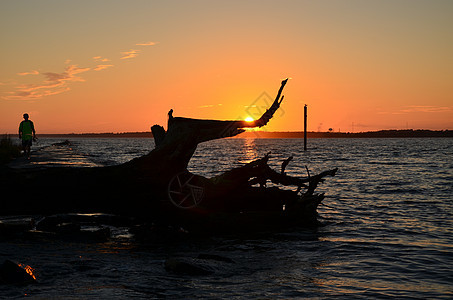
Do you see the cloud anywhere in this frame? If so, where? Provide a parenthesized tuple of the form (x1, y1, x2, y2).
(199, 104, 223, 108)
(93, 56, 111, 62)
(120, 49, 140, 59)
(16, 81, 66, 92)
(42, 65, 90, 83)
(401, 105, 452, 113)
(377, 105, 452, 115)
(17, 70, 39, 76)
(0, 79, 17, 86)
(4, 39, 157, 100)
(94, 64, 114, 71)
(136, 41, 157, 46)
(3, 64, 90, 100)
(3, 87, 71, 100)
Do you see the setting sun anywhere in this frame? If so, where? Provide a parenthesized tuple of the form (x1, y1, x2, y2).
(0, 2, 451, 298)
(0, 1, 452, 134)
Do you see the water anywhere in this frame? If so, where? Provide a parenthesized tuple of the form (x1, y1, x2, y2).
(1, 138, 452, 299)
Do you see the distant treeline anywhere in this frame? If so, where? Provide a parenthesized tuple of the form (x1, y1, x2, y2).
(238, 129, 453, 138)
(36, 129, 453, 139)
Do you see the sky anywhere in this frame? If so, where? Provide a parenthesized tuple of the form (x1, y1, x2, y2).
(1, 0, 452, 134)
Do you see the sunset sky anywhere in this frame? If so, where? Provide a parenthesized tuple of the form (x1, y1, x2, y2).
(1, 0, 452, 134)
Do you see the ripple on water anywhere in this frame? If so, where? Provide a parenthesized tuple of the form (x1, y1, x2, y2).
(1, 137, 451, 299)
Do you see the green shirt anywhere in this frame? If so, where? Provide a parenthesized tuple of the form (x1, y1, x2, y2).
(19, 120, 35, 140)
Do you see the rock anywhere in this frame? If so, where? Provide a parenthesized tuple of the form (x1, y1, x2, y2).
(35, 214, 68, 232)
(0, 259, 37, 285)
(22, 230, 57, 240)
(78, 227, 111, 242)
(0, 217, 34, 237)
(55, 226, 110, 242)
(34, 214, 111, 242)
(55, 222, 81, 234)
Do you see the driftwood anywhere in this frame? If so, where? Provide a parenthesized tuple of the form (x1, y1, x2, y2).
(1, 79, 337, 233)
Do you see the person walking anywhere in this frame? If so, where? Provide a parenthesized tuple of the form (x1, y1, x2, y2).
(18, 113, 36, 159)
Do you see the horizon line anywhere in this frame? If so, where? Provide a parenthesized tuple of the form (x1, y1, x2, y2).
(3, 129, 452, 136)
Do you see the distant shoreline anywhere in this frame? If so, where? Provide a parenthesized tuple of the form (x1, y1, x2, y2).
(15, 129, 453, 139)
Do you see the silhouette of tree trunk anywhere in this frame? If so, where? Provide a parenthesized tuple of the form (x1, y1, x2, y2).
(121, 79, 288, 184)
(1, 79, 337, 232)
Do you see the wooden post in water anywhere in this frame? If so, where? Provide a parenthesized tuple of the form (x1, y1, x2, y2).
(304, 104, 307, 151)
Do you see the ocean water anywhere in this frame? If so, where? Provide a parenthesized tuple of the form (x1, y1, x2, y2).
(1, 137, 452, 299)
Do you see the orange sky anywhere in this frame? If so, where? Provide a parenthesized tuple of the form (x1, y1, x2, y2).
(1, 0, 452, 134)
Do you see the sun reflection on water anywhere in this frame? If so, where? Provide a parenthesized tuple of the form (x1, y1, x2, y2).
(238, 138, 258, 164)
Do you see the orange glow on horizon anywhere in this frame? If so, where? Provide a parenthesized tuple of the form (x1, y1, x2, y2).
(0, 1, 452, 133)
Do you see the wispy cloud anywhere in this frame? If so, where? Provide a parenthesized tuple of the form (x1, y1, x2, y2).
(4, 39, 157, 100)
(42, 65, 90, 83)
(94, 64, 114, 71)
(17, 70, 39, 76)
(4, 87, 71, 100)
(120, 49, 140, 59)
(199, 104, 223, 108)
(3, 65, 90, 100)
(136, 41, 157, 46)
(93, 56, 111, 62)
(0, 79, 17, 86)
(378, 105, 452, 115)
(16, 81, 66, 92)
(401, 105, 452, 113)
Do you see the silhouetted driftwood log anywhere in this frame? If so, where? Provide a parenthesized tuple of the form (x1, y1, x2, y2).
(1, 79, 337, 233)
